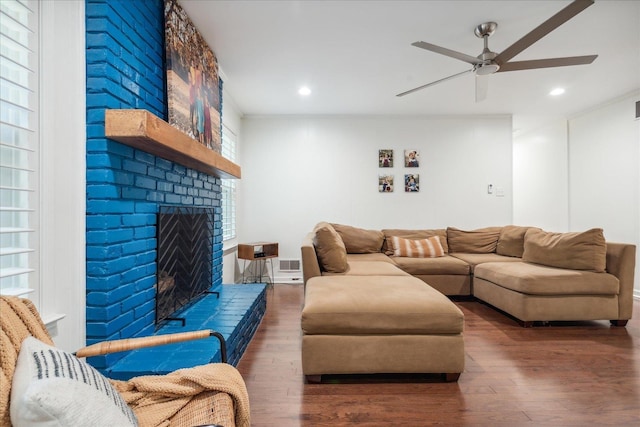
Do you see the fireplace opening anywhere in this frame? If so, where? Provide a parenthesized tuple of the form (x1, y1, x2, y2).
(156, 206, 215, 328)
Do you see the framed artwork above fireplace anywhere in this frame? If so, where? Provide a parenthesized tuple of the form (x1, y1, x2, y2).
(164, 0, 222, 153)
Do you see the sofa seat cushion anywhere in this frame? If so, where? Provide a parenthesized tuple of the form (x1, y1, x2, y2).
(322, 261, 409, 276)
(346, 253, 395, 263)
(390, 255, 470, 276)
(474, 262, 620, 296)
(450, 253, 522, 272)
(302, 276, 464, 335)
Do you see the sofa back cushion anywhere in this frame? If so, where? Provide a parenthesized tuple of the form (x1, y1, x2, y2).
(382, 229, 448, 255)
(447, 227, 501, 253)
(331, 223, 384, 254)
(313, 222, 349, 273)
(497, 225, 534, 258)
(522, 228, 607, 272)
(390, 236, 445, 258)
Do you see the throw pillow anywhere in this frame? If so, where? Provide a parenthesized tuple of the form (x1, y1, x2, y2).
(10, 336, 138, 427)
(447, 227, 501, 253)
(313, 222, 349, 273)
(331, 223, 385, 254)
(391, 236, 445, 258)
(382, 229, 449, 255)
(496, 225, 534, 258)
(522, 228, 607, 272)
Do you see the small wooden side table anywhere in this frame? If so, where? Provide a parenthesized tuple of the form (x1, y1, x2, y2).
(237, 242, 278, 285)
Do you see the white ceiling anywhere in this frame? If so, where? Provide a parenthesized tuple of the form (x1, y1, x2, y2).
(180, 0, 640, 131)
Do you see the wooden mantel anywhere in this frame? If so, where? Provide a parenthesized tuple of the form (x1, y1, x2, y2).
(105, 109, 241, 179)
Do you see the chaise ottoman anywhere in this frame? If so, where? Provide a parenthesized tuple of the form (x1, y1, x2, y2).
(301, 275, 465, 382)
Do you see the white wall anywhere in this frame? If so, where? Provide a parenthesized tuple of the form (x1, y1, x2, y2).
(40, 0, 86, 351)
(568, 92, 640, 295)
(513, 119, 569, 231)
(234, 95, 640, 293)
(513, 92, 640, 296)
(240, 115, 513, 264)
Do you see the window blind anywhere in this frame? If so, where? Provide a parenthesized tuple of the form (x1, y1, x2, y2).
(221, 125, 236, 241)
(0, 0, 38, 296)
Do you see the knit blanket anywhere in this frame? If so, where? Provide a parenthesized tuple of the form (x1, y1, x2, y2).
(113, 363, 251, 427)
(1, 296, 55, 426)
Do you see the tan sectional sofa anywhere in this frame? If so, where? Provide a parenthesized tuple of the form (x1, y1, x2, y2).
(300, 222, 636, 382)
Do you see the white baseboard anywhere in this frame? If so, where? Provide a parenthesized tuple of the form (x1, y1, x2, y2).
(274, 276, 304, 284)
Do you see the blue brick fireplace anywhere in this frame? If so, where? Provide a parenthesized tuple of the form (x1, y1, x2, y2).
(85, 0, 254, 373)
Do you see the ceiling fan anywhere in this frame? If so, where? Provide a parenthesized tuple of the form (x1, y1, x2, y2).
(397, 0, 598, 101)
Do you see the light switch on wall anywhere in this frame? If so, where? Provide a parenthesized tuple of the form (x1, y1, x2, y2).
(496, 187, 505, 197)
(487, 184, 493, 194)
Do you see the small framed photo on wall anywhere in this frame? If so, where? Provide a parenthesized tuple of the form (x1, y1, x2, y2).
(404, 149, 419, 167)
(379, 149, 393, 167)
(405, 174, 419, 192)
(379, 175, 394, 192)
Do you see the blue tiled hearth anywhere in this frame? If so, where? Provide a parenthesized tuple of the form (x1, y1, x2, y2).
(106, 284, 266, 381)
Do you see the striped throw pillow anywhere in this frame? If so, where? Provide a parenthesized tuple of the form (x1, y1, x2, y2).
(10, 336, 138, 426)
(391, 236, 445, 258)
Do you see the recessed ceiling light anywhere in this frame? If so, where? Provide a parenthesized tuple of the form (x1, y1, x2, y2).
(549, 87, 565, 96)
(298, 86, 311, 96)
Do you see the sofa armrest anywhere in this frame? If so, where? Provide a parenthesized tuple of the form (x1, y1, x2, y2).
(301, 232, 322, 285)
(606, 242, 637, 320)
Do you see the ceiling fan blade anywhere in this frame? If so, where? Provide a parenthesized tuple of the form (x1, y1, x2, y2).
(397, 69, 473, 97)
(497, 55, 597, 72)
(475, 75, 489, 102)
(494, 0, 594, 65)
(412, 41, 483, 65)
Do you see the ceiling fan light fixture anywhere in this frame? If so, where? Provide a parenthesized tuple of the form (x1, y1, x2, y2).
(475, 63, 500, 76)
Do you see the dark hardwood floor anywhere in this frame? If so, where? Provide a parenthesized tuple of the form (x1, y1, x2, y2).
(236, 284, 640, 426)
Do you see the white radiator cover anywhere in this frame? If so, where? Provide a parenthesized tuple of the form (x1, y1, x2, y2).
(276, 259, 303, 284)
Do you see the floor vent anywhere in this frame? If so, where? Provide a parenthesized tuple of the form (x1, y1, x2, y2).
(279, 259, 301, 271)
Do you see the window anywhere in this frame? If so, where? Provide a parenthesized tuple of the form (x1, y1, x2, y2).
(0, 0, 83, 347)
(221, 125, 236, 241)
(0, 0, 38, 298)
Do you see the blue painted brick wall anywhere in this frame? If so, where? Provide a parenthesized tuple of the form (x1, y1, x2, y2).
(86, 0, 223, 370)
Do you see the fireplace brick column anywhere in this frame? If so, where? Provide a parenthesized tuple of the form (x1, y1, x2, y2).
(85, 0, 223, 370)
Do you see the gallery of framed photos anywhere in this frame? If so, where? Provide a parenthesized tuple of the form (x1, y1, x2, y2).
(378, 149, 420, 193)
